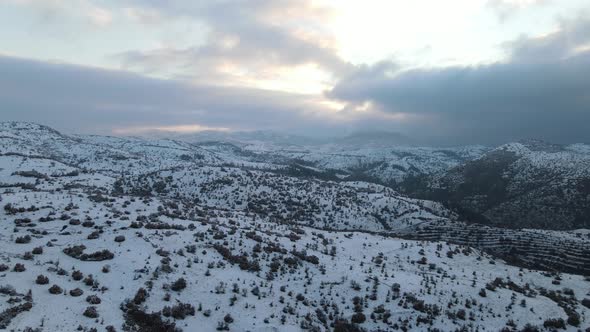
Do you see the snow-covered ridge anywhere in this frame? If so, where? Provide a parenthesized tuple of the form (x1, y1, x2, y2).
(0, 121, 489, 184)
(419, 139, 590, 230)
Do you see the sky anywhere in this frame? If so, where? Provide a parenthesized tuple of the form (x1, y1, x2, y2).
(1, 0, 589, 145)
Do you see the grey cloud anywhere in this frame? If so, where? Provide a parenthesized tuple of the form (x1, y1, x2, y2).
(115, 0, 350, 82)
(506, 18, 590, 62)
(0, 55, 345, 135)
(329, 18, 590, 145)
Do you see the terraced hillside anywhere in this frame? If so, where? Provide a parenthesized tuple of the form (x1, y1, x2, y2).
(402, 222, 590, 275)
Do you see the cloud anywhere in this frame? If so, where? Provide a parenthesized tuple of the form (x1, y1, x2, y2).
(329, 17, 590, 145)
(486, 0, 551, 21)
(114, 0, 351, 90)
(506, 18, 590, 62)
(4, 1, 588, 144)
(122, 7, 162, 25)
(3, 0, 113, 27)
(87, 6, 112, 27)
(0, 54, 363, 136)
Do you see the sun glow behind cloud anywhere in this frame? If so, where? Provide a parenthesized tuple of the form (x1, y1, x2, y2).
(238, 64, 334, 95)
(113, 124, 231, 135)
(3, 0, 586, 94)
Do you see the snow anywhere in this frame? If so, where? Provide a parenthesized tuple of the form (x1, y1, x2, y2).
(0, 122, 588, 331)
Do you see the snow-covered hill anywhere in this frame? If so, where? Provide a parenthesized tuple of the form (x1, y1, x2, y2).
(2, 179, 589, 331)
(258, 144, 488, 184)
(1, 122, 589, 331)
(406, 140, 590, 230)
(116, 165, 451, 232)
(0, 122, 225, 176)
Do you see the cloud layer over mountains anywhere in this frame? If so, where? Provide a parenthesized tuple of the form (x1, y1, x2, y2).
(1, 1, 589, 145)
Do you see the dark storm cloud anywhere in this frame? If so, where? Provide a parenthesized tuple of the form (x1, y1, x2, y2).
(0, 55, 340, 135)
(329, 18, 590, 145)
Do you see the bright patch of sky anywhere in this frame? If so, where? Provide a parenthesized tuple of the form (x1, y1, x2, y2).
(2, 0, 587, 77)
(327, 0, 589, 67)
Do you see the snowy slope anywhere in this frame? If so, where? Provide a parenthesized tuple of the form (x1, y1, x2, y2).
(1, 122, 590, 331)
(1, 186, 589, 331)
(235, 143, 488, 184)
(412, 140, 590, 230)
